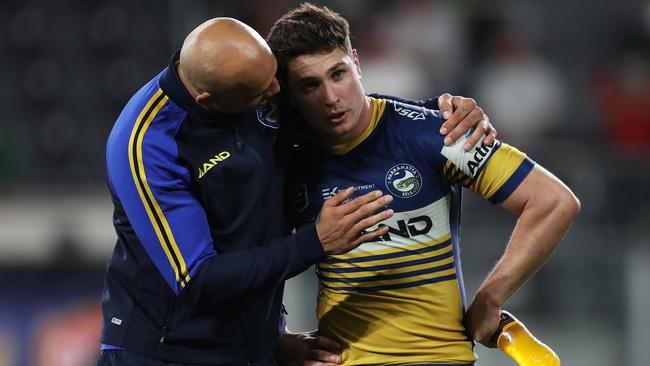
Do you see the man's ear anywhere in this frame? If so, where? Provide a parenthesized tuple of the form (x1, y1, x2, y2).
(195, 91, 213, 109)
(352, 49, 362, 78)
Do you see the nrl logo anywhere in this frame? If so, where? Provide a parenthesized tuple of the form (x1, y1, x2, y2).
(256, 97, 281, 129)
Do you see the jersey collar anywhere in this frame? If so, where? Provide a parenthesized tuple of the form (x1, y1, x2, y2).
(329, 97, 387, 155)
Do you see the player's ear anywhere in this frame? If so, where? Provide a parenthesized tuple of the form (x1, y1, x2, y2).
(352, 49, 362, 78)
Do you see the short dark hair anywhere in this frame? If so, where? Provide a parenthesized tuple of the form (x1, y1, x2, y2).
(266, 2, 352, 83)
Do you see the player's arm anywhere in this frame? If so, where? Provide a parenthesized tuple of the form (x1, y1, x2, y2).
(465, 164, 581, 345)
(199, 187, 393, 304)
(109, 136, 393, 304)
(369, 92, 496, 149)
(125, 183, 390, 304)
(432, 127, 580, 346)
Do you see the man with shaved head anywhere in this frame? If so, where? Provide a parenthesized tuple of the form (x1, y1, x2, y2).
(99, 16, 492, 365)
(178, 18, 280, 114)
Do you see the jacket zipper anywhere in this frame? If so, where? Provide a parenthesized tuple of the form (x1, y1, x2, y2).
(233, 124, 243, 151)
(233, 122, 274, 360)
(233, 122, 272, 218)
(159, 294, 177, 346)
(241, 131, 272, 222)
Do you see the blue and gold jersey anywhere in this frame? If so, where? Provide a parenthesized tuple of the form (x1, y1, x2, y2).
(287, 97, 535, 365)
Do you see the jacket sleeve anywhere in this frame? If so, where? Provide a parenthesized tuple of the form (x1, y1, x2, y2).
(106, 101, 324, 302)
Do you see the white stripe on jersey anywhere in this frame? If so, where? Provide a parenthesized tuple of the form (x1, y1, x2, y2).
(350, 194, 451, 253)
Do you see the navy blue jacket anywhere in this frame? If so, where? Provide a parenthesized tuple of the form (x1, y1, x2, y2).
(100, 51, 324, 365)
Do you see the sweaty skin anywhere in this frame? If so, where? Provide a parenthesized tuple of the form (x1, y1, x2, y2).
(177, 18, 280, 113)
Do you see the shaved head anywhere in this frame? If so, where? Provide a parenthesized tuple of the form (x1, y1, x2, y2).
(178, 17, 280, 113)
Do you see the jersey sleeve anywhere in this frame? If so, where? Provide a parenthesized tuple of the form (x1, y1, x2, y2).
(438, 132, 535, 204)
(107, 93, 324, 300)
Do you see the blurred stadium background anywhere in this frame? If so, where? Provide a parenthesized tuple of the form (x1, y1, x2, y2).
(0, 0, 648, 365)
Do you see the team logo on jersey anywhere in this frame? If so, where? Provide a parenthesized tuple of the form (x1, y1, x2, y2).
(256, 97, 281, 129)
(385, 163, 422, 198)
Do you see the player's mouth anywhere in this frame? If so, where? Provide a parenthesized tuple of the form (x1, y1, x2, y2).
(327, 111, 347, 124)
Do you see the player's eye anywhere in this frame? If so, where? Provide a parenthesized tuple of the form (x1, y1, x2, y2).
(332, 69, 345, 80)
(303, 81, 319, 92)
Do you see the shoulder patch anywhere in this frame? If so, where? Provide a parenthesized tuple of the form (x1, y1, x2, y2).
(256, 97, 281, 129)
(441, 132, 497, 178)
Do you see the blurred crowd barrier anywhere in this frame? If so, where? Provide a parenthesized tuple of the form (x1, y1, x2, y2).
(0, 0, 648, 365)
